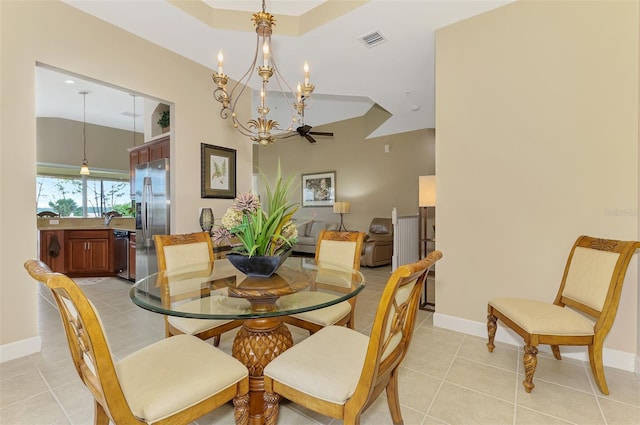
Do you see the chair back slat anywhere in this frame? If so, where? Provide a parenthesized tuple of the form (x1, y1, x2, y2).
(352, 251, 442, 403)
(24, 260, 137, 423)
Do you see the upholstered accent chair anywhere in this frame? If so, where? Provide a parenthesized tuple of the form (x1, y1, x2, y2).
(264, 250, 443, 425)
(487, 235, 639, 394)
(282, 230, 366, 334)
(360, 217, 393, 267)
(154, 232, 243, 346)
(24, 259, 250, 425)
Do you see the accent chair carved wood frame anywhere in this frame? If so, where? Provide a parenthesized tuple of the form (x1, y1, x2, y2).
(487, 235, 640, 394)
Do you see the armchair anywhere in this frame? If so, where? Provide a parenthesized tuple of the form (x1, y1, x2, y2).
(360, 217, 393, 267)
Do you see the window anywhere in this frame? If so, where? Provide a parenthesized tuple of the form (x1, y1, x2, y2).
(37, 175, 132, 217)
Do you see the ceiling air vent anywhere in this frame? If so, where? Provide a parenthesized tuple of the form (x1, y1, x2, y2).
(358, 30, 387, 48)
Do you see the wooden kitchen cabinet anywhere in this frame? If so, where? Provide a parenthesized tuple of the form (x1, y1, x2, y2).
(128, 232, 136, 281)
(39, 230, 66, 273)
(128, 135, 170, 197)
(66, 230, 112, 276)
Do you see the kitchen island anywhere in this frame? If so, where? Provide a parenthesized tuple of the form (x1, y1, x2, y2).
(38, 217, 135, 279)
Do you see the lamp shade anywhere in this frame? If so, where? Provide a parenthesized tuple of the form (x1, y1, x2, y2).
(333, 201, 350, 214)
(419, 175, 436, 207)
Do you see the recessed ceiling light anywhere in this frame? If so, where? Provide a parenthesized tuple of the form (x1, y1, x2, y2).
(64, 79, 75, 84)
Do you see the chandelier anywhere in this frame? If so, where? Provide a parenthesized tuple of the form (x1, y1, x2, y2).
(212, 0, 314, 146)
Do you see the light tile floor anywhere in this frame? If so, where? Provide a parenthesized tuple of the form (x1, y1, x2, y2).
(1, 265, 639, 425)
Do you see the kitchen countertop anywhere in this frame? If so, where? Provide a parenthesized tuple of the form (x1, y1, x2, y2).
(38, 217, 135, 232)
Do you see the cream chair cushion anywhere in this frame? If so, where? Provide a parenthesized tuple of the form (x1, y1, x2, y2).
(317, 240, 357, 268)
(264, 326, 368, 404)
(163, 242, 211, 271)
(489, 298, 595, 336)
(116, 334, 247, 422)
(562, 247, 619, 311)
(282, 292, 352, 326)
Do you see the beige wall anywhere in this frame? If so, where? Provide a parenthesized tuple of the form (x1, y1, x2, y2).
(256, 117, 435, 233)
(0, 1, 251, 354)
(37, 117, 138, 172)
(435, 0, 639, 364)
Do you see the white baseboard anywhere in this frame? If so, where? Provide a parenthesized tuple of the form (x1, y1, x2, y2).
(0, 336, 41, 363)
(433, 313, 636, 373)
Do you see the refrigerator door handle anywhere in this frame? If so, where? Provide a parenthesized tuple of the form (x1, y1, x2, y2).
(142, 176, 152, 247)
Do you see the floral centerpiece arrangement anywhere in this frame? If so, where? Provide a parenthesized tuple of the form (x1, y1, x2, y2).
(212, 168, 298, 259)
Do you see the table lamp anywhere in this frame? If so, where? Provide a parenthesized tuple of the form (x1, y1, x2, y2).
(333, 201, 350, 232)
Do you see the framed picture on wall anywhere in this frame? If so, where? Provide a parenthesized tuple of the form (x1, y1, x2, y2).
(302, 171, 335, 207)
(201, 143, 236, 199)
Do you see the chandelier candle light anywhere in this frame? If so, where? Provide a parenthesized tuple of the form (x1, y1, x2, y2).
(212, 0, 315, 146)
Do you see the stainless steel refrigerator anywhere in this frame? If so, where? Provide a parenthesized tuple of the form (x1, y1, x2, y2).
(135, 158, 170, 279)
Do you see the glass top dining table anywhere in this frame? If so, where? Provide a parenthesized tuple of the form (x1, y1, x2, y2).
(130, 256, 365, 320)
(129, 256, 365, 425)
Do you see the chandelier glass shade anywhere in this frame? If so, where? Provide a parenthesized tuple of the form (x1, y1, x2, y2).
(212, 0, 314, 146)
(79, 90, 90, 175)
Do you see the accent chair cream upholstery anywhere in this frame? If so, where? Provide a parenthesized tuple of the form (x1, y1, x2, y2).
(24, 259, 250, 425)
(282, 230, 366, 334)
(487, 235, 639, 394)
(264, 250, 443, 425)
(154, 232, 243, 346)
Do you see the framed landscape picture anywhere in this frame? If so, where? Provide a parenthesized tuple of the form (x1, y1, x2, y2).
(201, 143, 236, 199)
(302, 171, 335, 207)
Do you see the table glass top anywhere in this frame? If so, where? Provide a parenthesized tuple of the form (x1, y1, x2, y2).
(129, 257, 365, 319)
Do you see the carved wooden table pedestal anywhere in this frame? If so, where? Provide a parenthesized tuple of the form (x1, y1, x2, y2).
(232, 317, 293, 425)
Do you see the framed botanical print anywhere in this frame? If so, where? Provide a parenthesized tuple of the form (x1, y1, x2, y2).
(201, 143, 236, 199)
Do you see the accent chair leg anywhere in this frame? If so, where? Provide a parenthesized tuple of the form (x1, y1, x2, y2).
(263, 391, 280, 425)
(94, 400, 109, 425)
(233, 393, 250, 425)
(385, 368, 404, 425)
(212, 335, 221, 347)
(551, 344, 561, 360)
(523, 345, 538, 393)
(487, 313, 497, 353)
(588, 341, 609, 395)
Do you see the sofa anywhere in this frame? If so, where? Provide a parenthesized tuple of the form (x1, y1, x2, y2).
(292, 220, 337, 254)
(360, 217, 393, 267)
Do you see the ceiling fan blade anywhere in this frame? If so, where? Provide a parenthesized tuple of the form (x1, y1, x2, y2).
(308, 131, 334, 137)
(305, 134, 317, 143)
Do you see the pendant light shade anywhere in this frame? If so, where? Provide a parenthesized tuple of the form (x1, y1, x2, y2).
(79, 90, 90, 175)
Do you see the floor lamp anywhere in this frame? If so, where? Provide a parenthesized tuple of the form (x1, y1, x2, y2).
(419, 175, 436, 311)
(333, 201, 350, 232)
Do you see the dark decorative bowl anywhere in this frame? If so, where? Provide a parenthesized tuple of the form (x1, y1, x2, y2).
(227, 249, 291, 278)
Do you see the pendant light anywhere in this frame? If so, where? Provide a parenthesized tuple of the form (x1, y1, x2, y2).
(79, 90, 90, 175)
(131, 94, 136, 146)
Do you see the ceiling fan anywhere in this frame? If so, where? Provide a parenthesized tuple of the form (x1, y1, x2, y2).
(295, 124, 334, 143)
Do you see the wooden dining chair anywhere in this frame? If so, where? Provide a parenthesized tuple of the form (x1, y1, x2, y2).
(154, 232, 243, 347)
(282, 230, 366, 334)
(24, 259, 250, 425)
(487, 235, 640, 394)
(264, 250, 443, 425)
